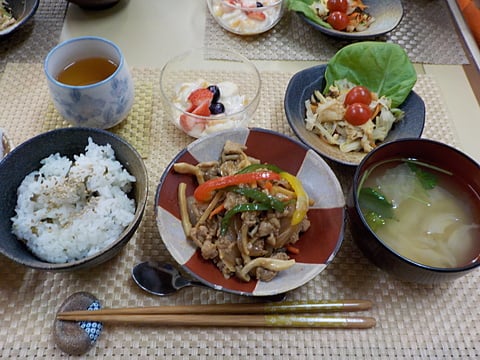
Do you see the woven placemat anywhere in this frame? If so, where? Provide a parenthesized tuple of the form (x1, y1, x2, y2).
(0, 0, 67, 74)
(0, 63, 153, 158)
(205, 0, 468, 65)
(0, 64, 477, 359)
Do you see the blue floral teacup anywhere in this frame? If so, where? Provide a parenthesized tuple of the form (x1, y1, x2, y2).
(44, 36, 134, 129)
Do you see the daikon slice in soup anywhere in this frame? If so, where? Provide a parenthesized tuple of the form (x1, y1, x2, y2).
(358, 158, 480, 268)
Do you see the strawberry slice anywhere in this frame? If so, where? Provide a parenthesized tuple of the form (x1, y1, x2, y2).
(187, 88, 214, 109)
(191, 99, 211, 117)
(245, 10, 266, 21)
(179, 99, 211, 136)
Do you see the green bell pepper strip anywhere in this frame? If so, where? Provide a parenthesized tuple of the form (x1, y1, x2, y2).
(236, 163, 284, 174)
(220, 203, 272, 236)
(229, 186, 286, 213)
(193, 171, 281, 202)
(236, 163, 310, 226)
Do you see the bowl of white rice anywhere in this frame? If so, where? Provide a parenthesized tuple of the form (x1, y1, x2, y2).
(0, 128, 148, 271)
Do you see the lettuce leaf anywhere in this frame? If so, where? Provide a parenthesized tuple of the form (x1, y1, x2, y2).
(324, 42, 417, 108)
(286, 0, 332, 28)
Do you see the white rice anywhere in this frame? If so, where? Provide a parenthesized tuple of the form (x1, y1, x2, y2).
(11, 138, 136, 263)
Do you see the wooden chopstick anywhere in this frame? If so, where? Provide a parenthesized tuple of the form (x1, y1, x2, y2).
(56, 300, 376, 329)
(56, 313, 376, 329)
(57, 299, 372, 317)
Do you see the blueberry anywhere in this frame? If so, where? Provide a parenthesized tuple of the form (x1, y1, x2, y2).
(209, 102, 225, 115)
(207, 85, 220, 103)
(256, 2, 263, 7)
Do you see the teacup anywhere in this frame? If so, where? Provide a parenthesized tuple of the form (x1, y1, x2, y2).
(44, 36, 134, 129)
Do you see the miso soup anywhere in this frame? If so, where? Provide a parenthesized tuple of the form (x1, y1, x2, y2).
(358, 158, 480, 268)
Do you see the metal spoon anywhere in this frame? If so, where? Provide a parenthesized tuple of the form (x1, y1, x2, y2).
(132, 261, 209, 296)
(132, 261, 286, 302)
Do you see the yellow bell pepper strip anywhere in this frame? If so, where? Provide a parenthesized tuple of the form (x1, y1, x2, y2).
(279, 171, 309, 226)
(193, 171, 281, 202)
(220, 203, 271, 236)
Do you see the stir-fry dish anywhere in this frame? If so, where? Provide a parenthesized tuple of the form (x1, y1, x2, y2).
(305, 79, 404, 153)
(174, 141, 311, 282)
(288, 0, 375, 32)
(0, 1, 15, 30)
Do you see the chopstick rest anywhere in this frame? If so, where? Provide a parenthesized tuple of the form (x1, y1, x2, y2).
(53, 292, 103, 356)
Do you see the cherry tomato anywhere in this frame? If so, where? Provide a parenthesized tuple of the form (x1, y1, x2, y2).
(327, 11, 349, 31)
(327, 0, 348, 13)
(345, 103, 372, 126)
(345, 86, 372, 106)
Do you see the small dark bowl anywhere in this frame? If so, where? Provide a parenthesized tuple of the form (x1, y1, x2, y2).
(284, 64, 425, 166)
(296, 0, 403, 40)
(0, 0, 39, 36)
(347, 138, 480, 284)
(0, 128, 148, 271)
(65, 0, 120, 10)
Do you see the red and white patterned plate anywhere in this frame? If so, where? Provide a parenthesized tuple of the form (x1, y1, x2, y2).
(155, 128, 345, 296)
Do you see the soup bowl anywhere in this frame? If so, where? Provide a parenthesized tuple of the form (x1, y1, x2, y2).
(347, 138, 480, 284)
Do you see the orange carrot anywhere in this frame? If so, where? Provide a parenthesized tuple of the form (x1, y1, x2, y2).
(209, 203, 226, 219)
(263, 180, 273, 192)
(286, 245, 300, 255)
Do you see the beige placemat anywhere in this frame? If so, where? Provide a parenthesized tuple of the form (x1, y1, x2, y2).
(0, 64, 154, 158)
(205, 0, 469, 65)
(0, 64, 477, 359)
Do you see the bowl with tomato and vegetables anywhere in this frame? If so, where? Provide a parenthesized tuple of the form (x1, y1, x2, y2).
(284, 41, 425, 166)
(155, 127, 345, 297)
(287, 0, 403, 39)
(160, 47, 261, 138)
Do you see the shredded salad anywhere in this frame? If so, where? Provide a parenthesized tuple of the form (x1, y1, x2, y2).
(305, 79, 404, 153)
(288, 0, 375, 32)
(0, 1, 15, 30)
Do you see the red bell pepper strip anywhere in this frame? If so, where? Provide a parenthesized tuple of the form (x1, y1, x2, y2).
(193, 171, 281, 202)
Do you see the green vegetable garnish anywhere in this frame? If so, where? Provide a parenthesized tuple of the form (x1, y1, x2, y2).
(362, 211, 386, 232)
(407, 162, 438, 190)
(358, 187, 394, 222)
(324, 42, 417, 108)
(236, 163, 284, 175)
(220, 203, 271, 236)
(286, 0, 332, 29)
(229, 186, 286, 213)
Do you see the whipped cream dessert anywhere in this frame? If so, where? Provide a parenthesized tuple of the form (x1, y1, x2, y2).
(210, 0, 284, 35)
(172, 79, 248, 138)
